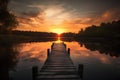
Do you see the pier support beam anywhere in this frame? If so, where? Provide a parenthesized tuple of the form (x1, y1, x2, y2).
(78, 64, 84, 79)
(47, 49, 50, 57)
(62, 42, 66, 49)
(51, 43, 54, 49)
(32, 66, 38, 80)
(68, 48, 70, 56)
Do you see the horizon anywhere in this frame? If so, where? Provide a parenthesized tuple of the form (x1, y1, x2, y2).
(12, 19, 120, 35)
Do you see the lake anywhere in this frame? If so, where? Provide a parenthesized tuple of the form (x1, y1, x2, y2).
(0, 39, 120, 80)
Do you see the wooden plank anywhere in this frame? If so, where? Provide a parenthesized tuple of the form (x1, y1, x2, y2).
(41, 67, 76, 69)
(36, 78, 80, 80)
(38, 71, 78, 75)
(37, 75, 79, 78)
(36, 42, 81, 80)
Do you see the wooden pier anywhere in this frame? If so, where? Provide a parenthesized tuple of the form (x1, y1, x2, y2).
(32, 42, 83, 80)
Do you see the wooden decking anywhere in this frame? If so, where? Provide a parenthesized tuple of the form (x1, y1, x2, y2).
(34, 42, 82, 80)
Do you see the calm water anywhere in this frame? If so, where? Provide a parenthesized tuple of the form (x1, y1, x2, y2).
(0, 40, 120, 80)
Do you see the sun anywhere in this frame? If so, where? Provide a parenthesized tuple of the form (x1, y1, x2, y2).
(51, 28, 65, 35)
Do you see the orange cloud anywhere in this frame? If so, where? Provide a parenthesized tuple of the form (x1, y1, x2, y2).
(85, 8, 120, 25)
(59, 8, 120, 33)
(14, 5, 120, 33)
(18, 42, 51, 61)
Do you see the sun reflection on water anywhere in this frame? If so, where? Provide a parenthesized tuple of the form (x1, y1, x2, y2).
(55, 37, 63, 43)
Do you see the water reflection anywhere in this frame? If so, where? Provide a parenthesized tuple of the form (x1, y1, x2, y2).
(0, 38, 120, 80)
(78, 41, 120, 57)
(17, 42, 51, 61)
(55, 37, 63, 43)
(10, 42, 52, 80)
(66, 42, 109, 63)
(65, 41, 120, 80)
(0, 43, 19, 80)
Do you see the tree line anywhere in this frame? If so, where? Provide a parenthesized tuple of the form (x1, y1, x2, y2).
(12, 30, 58, 38)
(76, 20, 120, 40)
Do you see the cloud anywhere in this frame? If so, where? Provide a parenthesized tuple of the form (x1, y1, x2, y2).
(71, 8, 120, 24)
(15, 12, 46, 31)
(85, 8, 120, 25)
(17, 7, 120, 32)
(21, 11, 40, 18)
(9, 0, 41, 17)
(59, 7, 120, 32)
(13, 1, 77, 32)
(9, 0, 120, 32)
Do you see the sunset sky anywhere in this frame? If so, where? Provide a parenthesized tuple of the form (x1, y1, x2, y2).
(9, 0, 120, 33)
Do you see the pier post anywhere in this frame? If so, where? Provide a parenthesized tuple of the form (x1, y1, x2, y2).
(32, 66, 38, 80)
(68, 48, 70, 56)
(78, 64, 84, 79)
(62, 42, 66, 49)
(51, 43, 54, 50)
(47, 49, 50, 57)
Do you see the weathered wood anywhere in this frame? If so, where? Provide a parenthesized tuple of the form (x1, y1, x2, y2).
(78, 64, 84, 79)
(51, 43, 54, 49)
(63, 42, 66, 49)
(47, 49, 50, 57)
(35, 42, 81, 80)
(37, 75, 80, 78)
(32, 66, 38, 80)
(68, 48, 70, 56)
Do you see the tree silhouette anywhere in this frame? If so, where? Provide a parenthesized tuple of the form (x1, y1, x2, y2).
(77, 20, 120, 39)
(0, 0, 18, 33)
